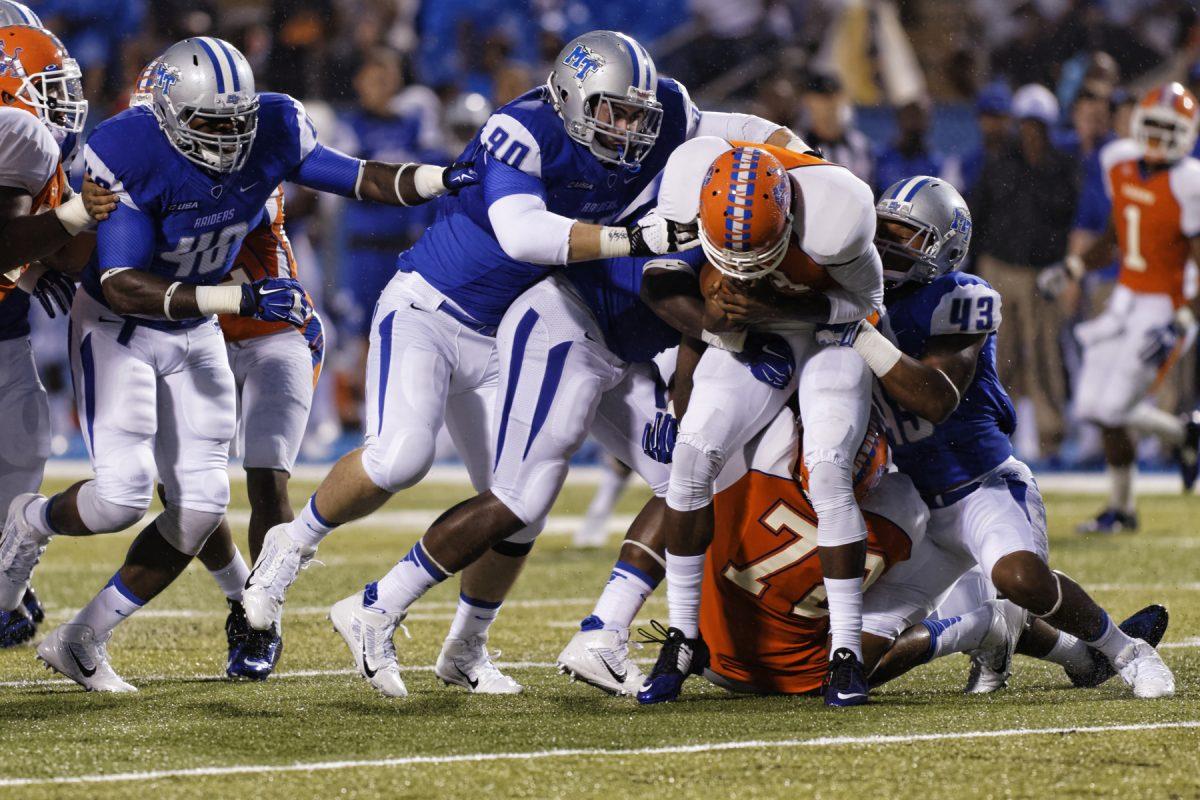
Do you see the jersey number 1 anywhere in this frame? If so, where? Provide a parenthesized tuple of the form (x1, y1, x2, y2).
(1123, 204, 1147, 272)
(723, 500, 884, 619)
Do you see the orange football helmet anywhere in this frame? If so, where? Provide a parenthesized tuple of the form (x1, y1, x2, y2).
(795, 406, 889, 504)
(1132, 82, 1199, 163)
(698, 145, 793, 281)
(0, 25, 86, 135)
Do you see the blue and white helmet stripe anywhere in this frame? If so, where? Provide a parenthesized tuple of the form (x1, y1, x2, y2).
(613, 31, 651, 92)
(0, 0, 43, 27)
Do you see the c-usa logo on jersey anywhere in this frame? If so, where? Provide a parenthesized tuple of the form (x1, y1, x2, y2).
(562, 44, 603, 83)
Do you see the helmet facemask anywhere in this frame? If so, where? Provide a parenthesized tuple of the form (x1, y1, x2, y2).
(1133, 105, 1198, 163)
(14, 58, 87, 135)
(583, 90, 662, 167)
(163, 95, 258, 174)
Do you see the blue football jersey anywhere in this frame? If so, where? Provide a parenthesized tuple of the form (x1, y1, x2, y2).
(877, 272, 1016, 495)
(397, 77, 696, 327)
(564, 247, 703, 364)
(80, 92, 327, 328)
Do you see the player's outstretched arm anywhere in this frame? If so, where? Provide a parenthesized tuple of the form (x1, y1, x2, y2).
(289, 140, 476, 207)
(0, 185, 107, 272)
(102, 268, 311, 325)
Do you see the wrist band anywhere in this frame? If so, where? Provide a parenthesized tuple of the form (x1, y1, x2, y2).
(392, 163, 417, 207)
(413, 164, 447, 199)
(54, 193, 94, 236)
(16, 263, 47, 293)
(851, 322, 903, 376)
(195, 285, 244, 316)
(1064, 254, 1085, 280)
(935, 367, 961, 408)
(598, 226, 632, 259)
(163, 281, 181, 320)
(353, 160, 365, 201)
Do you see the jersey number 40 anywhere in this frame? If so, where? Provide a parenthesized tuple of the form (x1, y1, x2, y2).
(162, 221, 250, 279)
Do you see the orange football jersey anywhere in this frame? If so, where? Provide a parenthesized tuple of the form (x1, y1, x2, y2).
(700, 469, 913, 695)
(1101, 138, 1200, 307)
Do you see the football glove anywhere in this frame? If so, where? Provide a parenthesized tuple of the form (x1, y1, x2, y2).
(30, 268, 76, 318)
(627, 212, 700, 257)
(1037, 256, 1084, 300)
(735, 331, 795, 389)
(442, 161, 478, 193)
(1140, 321, 1183, 368)
(814, 320, 864, 348)
(303, 312, 325, 370)
(240, 277, 311, 326)
(642, 411, 678, 464)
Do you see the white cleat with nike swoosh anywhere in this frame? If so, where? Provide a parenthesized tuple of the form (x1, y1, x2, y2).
(436, 635, 523, 694)
(36, 624, 137, 692)
(329, 590, 407, 698)
(557, 618, 644, 696)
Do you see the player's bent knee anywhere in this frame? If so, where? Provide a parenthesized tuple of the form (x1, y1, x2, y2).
(76, 481, 149, 534)
(666, 438, 723, 513)
(990, 550, 1056, 611)
(806, 460, 867, 546)
(156, 504, 225, 557)
(361, 428, 437, 493)
(494, 460, 568, 525)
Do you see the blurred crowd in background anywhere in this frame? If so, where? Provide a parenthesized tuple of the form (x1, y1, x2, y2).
(20, 0, 1200, 469)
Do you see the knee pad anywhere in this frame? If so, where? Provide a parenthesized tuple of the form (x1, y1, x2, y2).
(156, 504, 224, 556)
(76, 480, 147, 534)
(806, 460, 866, 547)
(361, 426, 437, 493)
(665, 438, 723, 513)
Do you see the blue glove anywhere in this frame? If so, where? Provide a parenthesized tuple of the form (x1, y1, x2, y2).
(303, 311, 325, 370)
(642, 411, 678, 464)
(31, 269, 76, 318)
(735, 331, 795, 389)
(240, 277, 312, 326)
(442, 161, 478, 193)
(1139, 321, 1181, 368)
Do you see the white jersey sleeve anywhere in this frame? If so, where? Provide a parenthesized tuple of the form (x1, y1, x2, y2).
(0, 107, 57, 196)
(792, 164, 883, 322)
(1097, 138, 1141, 201)
(692, 110, 784, 146)
(654, 135, 733, 223)
(1169, 157, 1200, 239)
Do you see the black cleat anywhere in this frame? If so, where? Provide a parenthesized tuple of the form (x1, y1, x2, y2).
(1067, 605, 1170, 688)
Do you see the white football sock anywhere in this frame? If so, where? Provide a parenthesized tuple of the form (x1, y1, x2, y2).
(921, 606, 996, 660)
(209, 551, 250, 601)
(71, 573, 144, 638)
(1042, 631, 1093, 673)
(288, 494, 336, 548)
(446, 593, 502, 641)
(1106, 464, 1135, 514)
(23, 495, 55, 541)
(1085, 612, 1137, 662)
(1126, 403, 1185, 446)
(825, 576, 864, 660)
(665, 552, 705, 638)
(369, 540, 449, 615)
(592, 560, 658, 631)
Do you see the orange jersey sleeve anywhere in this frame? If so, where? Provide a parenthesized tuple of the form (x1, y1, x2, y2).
(699, 469, 913, 695)
(1107, 158, 1190, 306)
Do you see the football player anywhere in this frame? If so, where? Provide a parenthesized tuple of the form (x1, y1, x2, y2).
(0, 22, 110, 646)
(1039, 82, 1200, 533)
(0, 37, 474, 692)
(241, 30, 804, 696)
(822, 176, 1174, 699)
(633, 136, 883, 705)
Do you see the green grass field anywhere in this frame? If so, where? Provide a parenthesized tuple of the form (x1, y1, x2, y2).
(0, 474, 1197, 799)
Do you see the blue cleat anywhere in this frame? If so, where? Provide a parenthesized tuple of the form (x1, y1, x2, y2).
(1076, 508, 1138, 535)
(225, 599, 283, 680)
(636, 621, 708, 705)
(0, 587, 44, 648)
(1067, 604, 1169, 688)
(823, 648, 869, 707)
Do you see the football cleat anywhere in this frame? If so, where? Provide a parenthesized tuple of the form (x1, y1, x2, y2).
(329, 587, 407, 698)
(636, 620, 708, 705)
(1067, 605, 1169, 689)
(1076, 508, 1138, 535)
(964, 599, 1029, 694)
(1113, 639, 1175, 699)
(0, 493, 50, 610)
(557, 615, 645, 696)
(1180, 411, 1200, 491)
(822, 647, 870, 707)
(225, 599, 283, 680)
(0, 588, 44, 648)
(435, 635, 523, 694)
(242, 524, 316, 631)
(36, 623, 137, 692)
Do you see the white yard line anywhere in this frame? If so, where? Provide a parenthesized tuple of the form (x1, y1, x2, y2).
(0, 720, 1195, 788)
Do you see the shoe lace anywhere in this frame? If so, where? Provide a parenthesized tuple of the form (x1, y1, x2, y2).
(637, 620, 684, 679)
(0, 528, 42, 579)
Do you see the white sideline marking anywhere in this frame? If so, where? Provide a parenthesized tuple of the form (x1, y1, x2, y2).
(0, 721, 1196, 788)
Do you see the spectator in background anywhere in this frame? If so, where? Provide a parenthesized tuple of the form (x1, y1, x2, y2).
(798, 72, 874, 187)
(971, 84, 1079, 459)
(330, 47, 446, 426)
(959, 82, 1012, 196)
(268, 0, 337, 98)
(874, 96, 948, 196)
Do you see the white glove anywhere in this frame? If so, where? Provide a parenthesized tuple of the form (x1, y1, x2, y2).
(627, 211, 700, 257)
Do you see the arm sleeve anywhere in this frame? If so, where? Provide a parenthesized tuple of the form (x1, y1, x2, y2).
(654, 136, 734, 223)
(291, 142, 364, 197)
(692, 110, 784, 145)
(96, 202, 155, 270)
(483, 158, 573, 265)
(824, 248, 885, 323)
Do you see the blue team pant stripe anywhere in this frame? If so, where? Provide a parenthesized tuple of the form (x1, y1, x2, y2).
(80, 332, 96, 451)
(902, 176, 934, 202)
(1005, 476, 1033, 523)
(375, 311, 396, 435)
(211, 38, 242, 92)
(494, 309, 538, 470)
(523, 341, 572, 460)
(194, 37, 227, 94)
